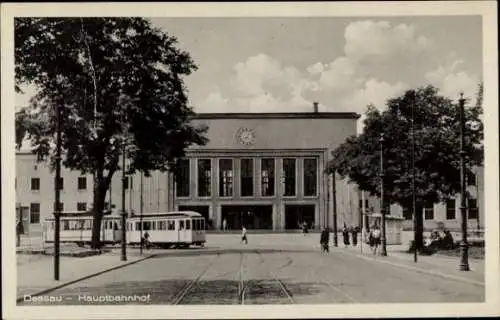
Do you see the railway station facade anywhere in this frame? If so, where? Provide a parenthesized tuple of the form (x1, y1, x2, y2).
(15, 106, 484, 235)
(16, 106, 361, 234)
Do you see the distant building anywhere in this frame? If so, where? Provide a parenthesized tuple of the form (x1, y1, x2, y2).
(354, 166, 484, 232)
(15, 104, 361, 235)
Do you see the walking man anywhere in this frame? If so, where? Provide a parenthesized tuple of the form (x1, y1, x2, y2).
(222, 218, 227, 232)
(320, 227, 330, 255)
(241, 226, 248, 245)
(16, 218, 24, 247)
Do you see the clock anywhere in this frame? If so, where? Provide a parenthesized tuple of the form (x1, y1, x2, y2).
(237, 128, 256, 146)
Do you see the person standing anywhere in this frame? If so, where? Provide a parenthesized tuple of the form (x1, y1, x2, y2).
(371, 226, 381, 255)
(342, 224, 350, 248)
(241, 226, 248, 244)
(222, 218, 227, 232)
(351, 226, 359, 246)
(16, 219, 24, 247)
(320, 227, 330, 255)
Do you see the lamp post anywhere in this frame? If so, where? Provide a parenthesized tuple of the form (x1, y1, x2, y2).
(411, 102, 418, 263)
(379, 133, 387, 256)
(120, 134, 127, 262)
(53, 103, 62, 281)
(140, 172, 144, 255)
(458, 92, 470, 271)
(332, 173, 338, 247)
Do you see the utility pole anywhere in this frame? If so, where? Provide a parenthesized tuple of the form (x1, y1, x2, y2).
(379, 133, 387, 256)
(120, 118, 127, 262)
(53, 103, 62, 281)
(411, 102, 418, 263)
(332, 173, 338, 247)
(140, 172, 144, 255)
(458, 92, 470, 271)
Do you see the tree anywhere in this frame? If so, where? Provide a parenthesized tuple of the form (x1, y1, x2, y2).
(327, 85, 483, 250)
(15, 18, 208, 248)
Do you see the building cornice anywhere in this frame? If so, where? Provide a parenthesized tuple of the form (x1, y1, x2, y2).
(191, 112, 360, 120)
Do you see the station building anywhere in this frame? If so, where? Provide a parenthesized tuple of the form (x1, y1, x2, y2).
(16, 104, 362, 235)
(15, 104, 484, 236)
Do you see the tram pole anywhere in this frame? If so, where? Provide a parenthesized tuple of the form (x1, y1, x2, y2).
(120, 119, 127, 262)
(53, 103, 62, 281)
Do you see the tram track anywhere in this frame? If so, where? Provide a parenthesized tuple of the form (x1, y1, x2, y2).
(253, 250, 295, 304)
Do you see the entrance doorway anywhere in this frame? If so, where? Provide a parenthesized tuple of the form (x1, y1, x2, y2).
(285, 205, 316, 230)
(178, 205, 211, 229)
(221, 205, 273, 230)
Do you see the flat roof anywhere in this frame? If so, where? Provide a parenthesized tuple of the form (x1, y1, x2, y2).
(191, 112, 360, 120)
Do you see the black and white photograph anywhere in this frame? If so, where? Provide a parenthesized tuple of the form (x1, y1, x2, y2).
(1, 2, 498, 319)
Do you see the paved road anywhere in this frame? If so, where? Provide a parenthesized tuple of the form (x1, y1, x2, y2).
(19, 244, 484, 305)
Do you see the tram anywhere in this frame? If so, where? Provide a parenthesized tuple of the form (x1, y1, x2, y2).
(43, 211, 122, 246)
(126, 211, 206, 248)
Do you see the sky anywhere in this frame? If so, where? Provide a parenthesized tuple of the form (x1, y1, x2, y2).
(16, 16, 483, 130)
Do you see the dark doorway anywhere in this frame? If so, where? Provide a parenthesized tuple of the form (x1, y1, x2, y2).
(221, 205, 273, 230)
(285, 205, 316, 230)
(178, 205, 211, 228)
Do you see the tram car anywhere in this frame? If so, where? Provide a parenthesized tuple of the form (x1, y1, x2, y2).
(126, 211, 206, 248)
(43, 211, 122, 246)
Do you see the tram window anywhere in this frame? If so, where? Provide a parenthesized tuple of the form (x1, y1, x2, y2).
(152, 221, 156, 230)
(159, 221, 166, 230)
(179, 220, 185, 230)
(186, 220, 191, 230)
(193, 220, 198, 231)
(143, 221, 151, 231)
(114, 222, 119, 230)
(135, 222, 141, 231)
(63, 221, 70, 230)
(167, 220, 175, 230)
(201, 220, 205, 230)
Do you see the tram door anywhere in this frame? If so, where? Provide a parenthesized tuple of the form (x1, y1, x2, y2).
(178, 219, 189, 243)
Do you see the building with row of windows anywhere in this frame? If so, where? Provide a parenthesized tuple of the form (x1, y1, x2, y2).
(15, 106, 484, 235)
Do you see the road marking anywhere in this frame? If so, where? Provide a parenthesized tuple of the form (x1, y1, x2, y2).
(323, 280, 358, 303)
(336, 249, 485, 287)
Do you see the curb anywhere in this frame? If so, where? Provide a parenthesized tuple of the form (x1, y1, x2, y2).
(334, 247, 484, 287)
(16, 253, 158, 303)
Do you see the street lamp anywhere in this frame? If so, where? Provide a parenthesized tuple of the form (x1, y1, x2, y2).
(120, 128, 127, 262)
(411, 101, 418, 263)
(53, 103, 62, 280)
(332, 172, 338, 247)
(458, 92, 470, 271)
(379, 133, 387, 256)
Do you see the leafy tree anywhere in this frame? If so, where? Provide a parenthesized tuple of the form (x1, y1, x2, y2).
(15, 18, 208, 248)
(327, 85, 483, 250)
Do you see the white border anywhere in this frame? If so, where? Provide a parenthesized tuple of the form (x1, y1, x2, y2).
(2, 1, 499, 319)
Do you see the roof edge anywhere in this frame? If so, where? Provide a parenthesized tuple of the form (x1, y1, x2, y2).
(191, 112, 360, 120)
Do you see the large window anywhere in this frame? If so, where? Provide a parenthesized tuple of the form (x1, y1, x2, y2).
(219, 159, 233, 197)
(77, 202, 87, 212)
(31, 178, 40, 191)
(446, 199, 456, 220)
(468, 198, 478, 219)
(261, 158, 275, 197)
(176, 159, 190, 197)
(30, 203, 40, 224)
(424, 204, 434, 220)
(240, 159, 253, 197)
(198, 159, 211, 197)
(283, 158, 296, 197)
(303, 158, 318, 196)
(77, 177, 87, 190)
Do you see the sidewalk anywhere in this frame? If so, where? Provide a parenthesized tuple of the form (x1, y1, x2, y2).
(16, 251, 157, 302)
(328, 240, 485, 285)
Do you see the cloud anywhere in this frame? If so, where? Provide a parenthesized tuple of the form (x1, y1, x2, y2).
(425, 53, 479, 100)
(196, 20, 476, 118)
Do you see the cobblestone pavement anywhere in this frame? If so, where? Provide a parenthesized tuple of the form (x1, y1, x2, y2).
(18, 234, 484, 305)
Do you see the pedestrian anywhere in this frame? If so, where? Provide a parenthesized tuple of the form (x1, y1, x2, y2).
(16, 218, 24, 247)
(302, 221, 308, 236)
(320, 227, 330, 255)
(240, 226, 248, 244)
(342, 224, 350, 248)
(222, 218, 227, 232)
(371, 226, 381, 255)
(142, 231, 151, 249)
(351, 226, 359, 246)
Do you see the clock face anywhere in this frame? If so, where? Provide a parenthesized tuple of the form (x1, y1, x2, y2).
(237, 128, 256, 145)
